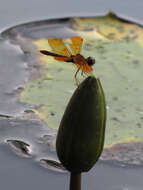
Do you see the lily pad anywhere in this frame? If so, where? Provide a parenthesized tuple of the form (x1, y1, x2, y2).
(2, 12, 143, 148)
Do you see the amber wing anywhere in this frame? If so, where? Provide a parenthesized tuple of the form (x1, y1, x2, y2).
(69, 36, 83, 55)
(48, 38, 72, 61)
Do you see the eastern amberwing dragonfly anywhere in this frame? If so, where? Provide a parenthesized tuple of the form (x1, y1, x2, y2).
(40, 36, 95, 85)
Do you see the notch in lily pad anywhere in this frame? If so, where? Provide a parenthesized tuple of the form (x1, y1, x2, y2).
(56, 76, 106, 190)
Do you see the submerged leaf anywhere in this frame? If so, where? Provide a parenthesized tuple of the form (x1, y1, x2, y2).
(40, 159, 67, 173)
(7, 140, 31, 158)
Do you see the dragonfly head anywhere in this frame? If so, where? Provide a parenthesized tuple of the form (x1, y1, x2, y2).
(86, 57, 95, 66)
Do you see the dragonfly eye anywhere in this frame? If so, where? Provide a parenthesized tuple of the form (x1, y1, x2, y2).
(86, 57, 95, 66)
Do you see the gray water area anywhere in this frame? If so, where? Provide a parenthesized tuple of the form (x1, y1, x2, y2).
(1, 0, 143, 189)
(0, 141, 143, 190)
(1, 0, 143, 30)
(0, 115, 142, 190)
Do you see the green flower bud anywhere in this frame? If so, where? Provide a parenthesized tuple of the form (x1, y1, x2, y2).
(56, 76, 106, 173)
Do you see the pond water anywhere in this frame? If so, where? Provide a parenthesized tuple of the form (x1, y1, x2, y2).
(0, 140, 143, 190)
(0, 12, 143, 190)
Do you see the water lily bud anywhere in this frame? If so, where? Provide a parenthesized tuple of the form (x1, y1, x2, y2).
(56, 76, 106, 173)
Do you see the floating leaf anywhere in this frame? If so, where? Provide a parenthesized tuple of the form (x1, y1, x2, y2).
(4, 12, 142, 148)
(101, 141, 143, 165)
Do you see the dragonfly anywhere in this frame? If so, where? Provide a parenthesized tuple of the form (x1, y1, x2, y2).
(40, 36, 95, 85)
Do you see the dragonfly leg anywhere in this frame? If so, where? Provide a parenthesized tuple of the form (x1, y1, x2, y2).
(74, 68, 80, 86)
(81, 71, 88, 78)
(81, 71, 84, 77)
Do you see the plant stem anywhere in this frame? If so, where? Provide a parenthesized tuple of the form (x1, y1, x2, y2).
(69, 172, 81, 190)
